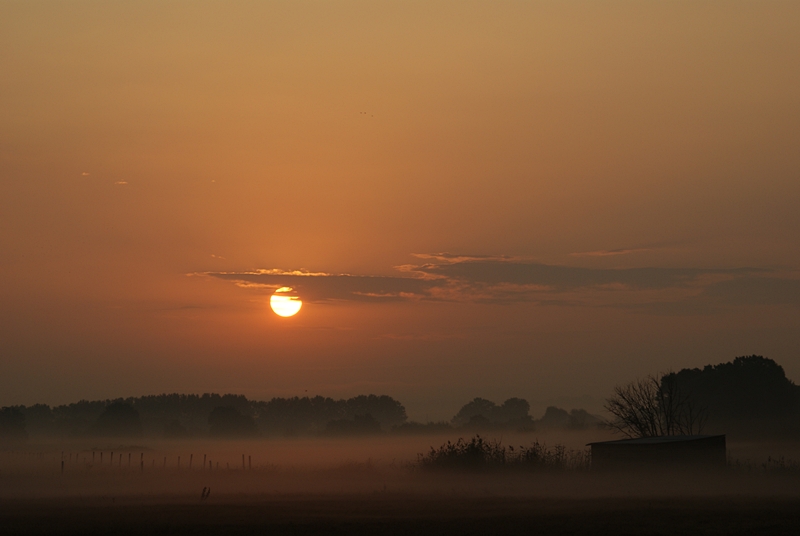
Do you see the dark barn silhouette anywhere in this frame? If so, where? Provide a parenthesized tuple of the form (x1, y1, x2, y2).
(588, 435, 726, 471)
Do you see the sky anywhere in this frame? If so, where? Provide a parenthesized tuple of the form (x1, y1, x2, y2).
(1, 1, 799, 420)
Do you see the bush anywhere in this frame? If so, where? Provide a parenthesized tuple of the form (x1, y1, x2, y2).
(417, 435, 589, 472)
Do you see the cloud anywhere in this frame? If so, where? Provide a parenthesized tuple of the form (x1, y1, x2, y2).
(411, 252, 519, 262)
(205, 269, 436, 302)
(570, 242, 679, 257)
(199, 256, 799, 313)
(570, 247, 652, 257)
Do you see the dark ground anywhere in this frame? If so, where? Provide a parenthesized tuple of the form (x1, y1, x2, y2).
(2, 494, 800, 536)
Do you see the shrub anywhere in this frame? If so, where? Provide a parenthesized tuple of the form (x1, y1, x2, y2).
(418, 435, 589, 472)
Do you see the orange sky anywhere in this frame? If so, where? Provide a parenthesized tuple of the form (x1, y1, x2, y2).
(1, 1, 799, 419)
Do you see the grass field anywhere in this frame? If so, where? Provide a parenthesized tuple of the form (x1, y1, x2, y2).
(2, 433, 800, 535)
(3, 494, 800, 536)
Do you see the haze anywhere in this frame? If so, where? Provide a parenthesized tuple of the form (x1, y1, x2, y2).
(1, 1, 799, 419)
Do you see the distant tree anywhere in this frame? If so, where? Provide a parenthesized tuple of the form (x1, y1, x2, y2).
(53, 399, 106, 436)
(604, 374, 705, 438)
(324, 413, 382, 435)
(0, 407, 27, 440)
(19, 404, 54, 436)
(392, 421, 453, 435)
(452, 398, 498, 426)
(208, 406, 257, 438)
(344, 395, 407, 429)
(163, 419, 190, 438)
(496, 398, 530, 422)
(90, 402, 143, 437)
(537, 406, 571, 429)
(453, 397, 534, 429)
(535, 407, 602, 430)
(253, 394, 406, 436)
(567, 409, 602, 430)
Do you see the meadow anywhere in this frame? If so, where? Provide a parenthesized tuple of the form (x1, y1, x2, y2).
(2, 431, 800, 534)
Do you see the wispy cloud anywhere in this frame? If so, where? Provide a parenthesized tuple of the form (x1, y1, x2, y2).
(570, 247, 652, 257)
(198, 255, 799, 313)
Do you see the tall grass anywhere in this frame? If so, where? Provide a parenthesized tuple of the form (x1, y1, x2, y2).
(417, 435, 589, 472)
(729, 455, 800, 475)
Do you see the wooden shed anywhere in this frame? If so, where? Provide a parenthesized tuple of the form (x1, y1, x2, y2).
(587, 435, 726, 471)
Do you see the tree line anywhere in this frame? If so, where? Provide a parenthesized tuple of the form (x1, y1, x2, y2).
(0, 392, 598, 440)
(3, 354, 793, 440)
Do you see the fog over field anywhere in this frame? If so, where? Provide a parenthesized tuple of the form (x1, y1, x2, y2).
(3, 0, 800, 533)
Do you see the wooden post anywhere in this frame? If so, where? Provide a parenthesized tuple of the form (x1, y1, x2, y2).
(61, 460, 64, 474)
(242, 454, 245, 470)
(178, 456, 181, 469)
(249, 456, 252, 470)
(189, 454, 193, 469)
(203, 454, 207, 469)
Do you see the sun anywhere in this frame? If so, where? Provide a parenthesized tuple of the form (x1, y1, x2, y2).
(270, 287, 302, 317)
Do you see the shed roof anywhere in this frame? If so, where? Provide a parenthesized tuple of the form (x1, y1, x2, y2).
(587, 434, 724, 446)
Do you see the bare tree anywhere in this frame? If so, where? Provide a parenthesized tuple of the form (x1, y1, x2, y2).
(604, 373, 706, 438)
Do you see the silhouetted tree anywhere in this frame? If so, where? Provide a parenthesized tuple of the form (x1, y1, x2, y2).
(452, 397, 535, 428)
(567, 409, 602, 430)
(90, 402, 143, 437)
(392, 421, 453, 434)
(208, 406, 256, 437)
(324, 413, 382, 435)
(535, 406, 602, 430)
(9, 392, 407, 438)
(453, 398, 497, 426)
(163, 419, 190, 438)
(53, 400, 106, 435)
(496, 398, 530, 422)
(254, 394, 406, 435)
(667, 355, 800, 437)
(537, 406, 571, 428)
(0, 407, 27, 440)
(343, 395, 407, 429)
(18, 404, 53, 436)
(605, 373, 705, 438)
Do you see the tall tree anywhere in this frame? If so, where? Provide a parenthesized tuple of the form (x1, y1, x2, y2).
(605, 374, 705, 438)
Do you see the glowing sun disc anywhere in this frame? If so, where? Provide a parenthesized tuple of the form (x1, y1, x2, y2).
(270, 287, 302, 317)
